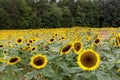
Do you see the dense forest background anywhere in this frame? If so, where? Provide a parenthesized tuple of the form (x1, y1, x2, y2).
(0, 0, 120, 29)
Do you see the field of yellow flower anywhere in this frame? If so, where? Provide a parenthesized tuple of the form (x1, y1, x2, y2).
(0, 27, 120, 80)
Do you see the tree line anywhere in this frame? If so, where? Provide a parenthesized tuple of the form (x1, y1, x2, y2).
(0, 0, 120, 29)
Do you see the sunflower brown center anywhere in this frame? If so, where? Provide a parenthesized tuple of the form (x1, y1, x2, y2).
(62, 45, 72, 52)
(0, 44, 3, 47)
(26, 43, 30, 46)
(9, 58, 18, 63)
(29, 40, 33, 43)
(17, 39, 22, 43)
(32, 47, 36, 51)
(74, 42, 81, 52)
(55, 34, 57, 36)
(61, 37, 65, 39)
(95, 39, 100, 44)
(34, 57, 44, 66)
(80, 51, 97, 67)
(50, 38, 54, 42)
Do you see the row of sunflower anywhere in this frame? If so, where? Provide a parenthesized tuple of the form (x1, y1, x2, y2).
(0, 27, 120, 80)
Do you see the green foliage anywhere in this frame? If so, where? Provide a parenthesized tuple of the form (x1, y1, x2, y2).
(0, 0, 120, 29)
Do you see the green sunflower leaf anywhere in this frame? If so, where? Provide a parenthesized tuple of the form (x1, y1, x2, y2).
(42, 67, 55, 77)
(2, 72, 15, 80)
(96, 72, 112, 80)
(78, 71, 95, 79)
(47, 54, 58, 60)
(67, 67, 82, 73)
(109, 70, 120, 80)
(24, 70, 40, 80)
(0, 63, 6, 72)
(106, 62, 115, 70)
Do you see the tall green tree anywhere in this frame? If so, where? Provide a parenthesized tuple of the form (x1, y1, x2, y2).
(61, 7, 74, 27)
(0, 8, 12, 29)
(0, 0, 32, 29)
(100, 0, 120, 27)
(75, 0, 99, 27)
(41, 2, 62, 27)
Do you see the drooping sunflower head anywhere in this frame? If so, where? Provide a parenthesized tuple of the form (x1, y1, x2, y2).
(7, 56, 21, 65)
(77, 49, 100, 71)
(30, 54, 48, 69)
(60, 42, 73, 55)
(16, 37, 24, 44)
(73, 41, 83, 54)
(116, 34, 120, 47)
(94, 38, 101, 44)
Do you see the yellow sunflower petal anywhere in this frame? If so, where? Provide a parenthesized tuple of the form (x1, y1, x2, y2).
(60, 42, 73, 55)
(7, 56, 21, 65)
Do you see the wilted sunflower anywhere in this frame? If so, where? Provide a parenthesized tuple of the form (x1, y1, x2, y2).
(30, 54, 48, 69)
(94, 38, 100, 44)
(116, 33, 120, 47)
(77, 49, 100, 71)
(7, 56, 21, 65)
(16, 37, 24, 44)
(73, 41, 83, 54)
(60, 42, 73, 55)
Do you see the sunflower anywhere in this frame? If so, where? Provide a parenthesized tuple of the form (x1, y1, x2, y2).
(59, 36, 66, 40)
(25, 46, 31, 50)
(27, 38, 36, 44)
(60, 42, 73, 55)
(7, 56, 21, 65)
(31, 46, 37, 52)
(26, 43, 31, 46)
(85, 36, 91, 42)
(28, 39, 33, 43)
(73, 41, 83, 54)
(30, 54, 48, 69)
(48, 38, 55, 43)
(0, 44, 4, 48)
(77, 49, 100, 71)
(116, 34, 120, 47)
(94, 38, 100, 44)
(117, 68, 120, 72)
(16, 37, 24, 44)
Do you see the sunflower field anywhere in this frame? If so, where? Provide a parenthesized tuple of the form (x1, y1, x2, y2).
(0, 27, 120, 80)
